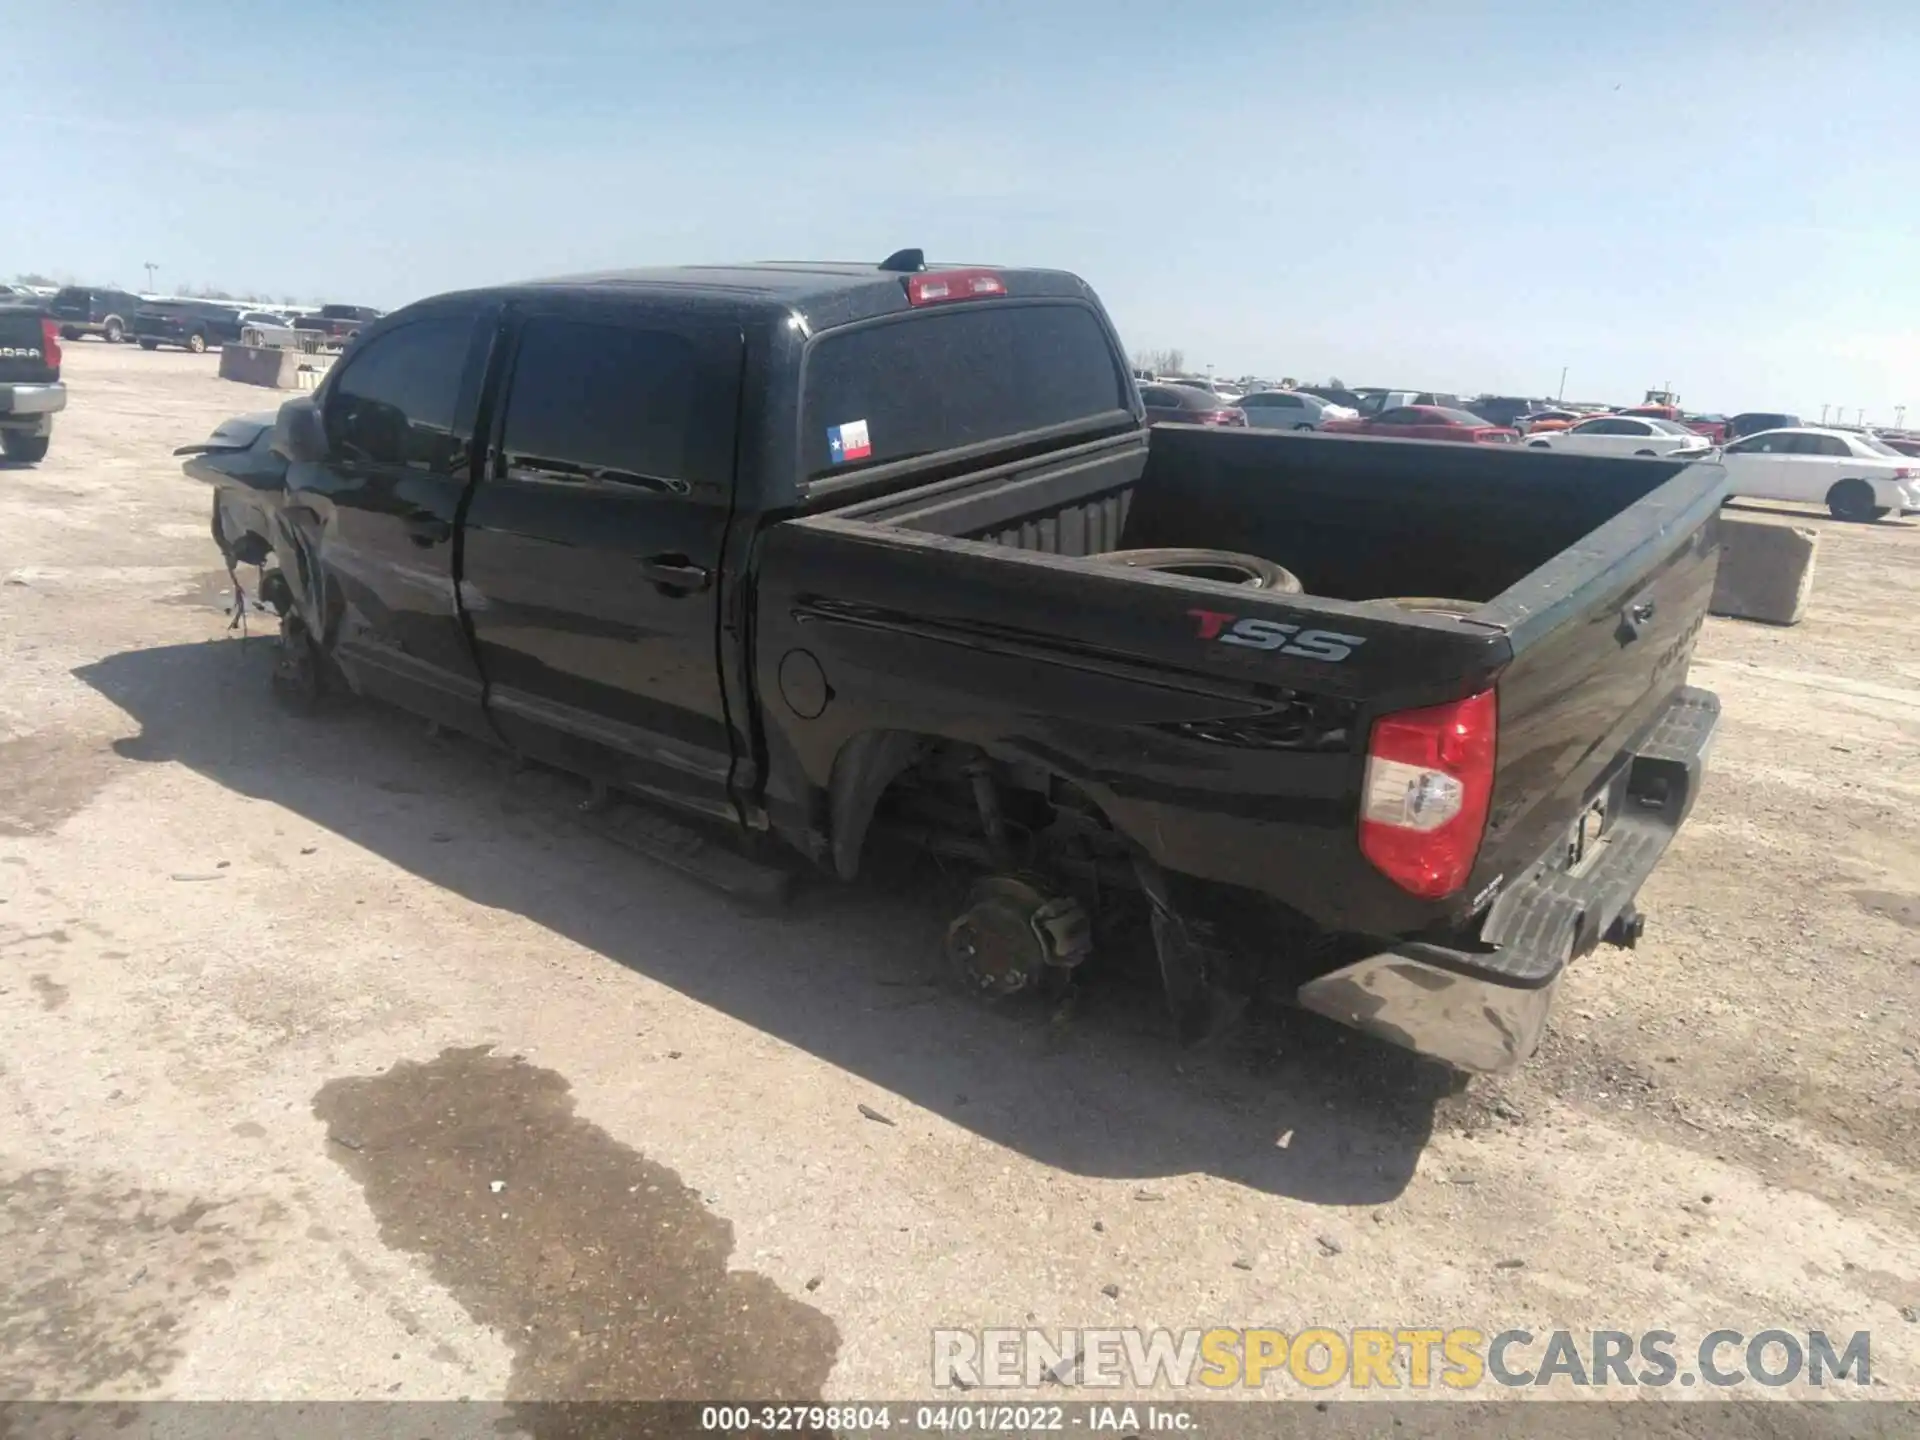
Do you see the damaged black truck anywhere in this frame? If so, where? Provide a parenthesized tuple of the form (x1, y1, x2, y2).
(181, 252, 1724, 1075)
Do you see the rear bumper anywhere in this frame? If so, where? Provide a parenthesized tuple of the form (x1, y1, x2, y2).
(1298, 685, 1720, 1074)
(0, 382, 67, 418)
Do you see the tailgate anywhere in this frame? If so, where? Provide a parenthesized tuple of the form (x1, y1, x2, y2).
(0, 309, 56, 385)
(1468, 462, 1725, 903)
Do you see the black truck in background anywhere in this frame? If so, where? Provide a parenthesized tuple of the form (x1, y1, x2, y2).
(181, 252, 1725, 1075)
(49, 286, 146, 344)
(0, 305, 66, 463)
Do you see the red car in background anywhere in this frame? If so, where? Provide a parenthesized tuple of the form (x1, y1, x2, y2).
(1321, 404, 1521, 444)
(1874, 433, 1920, 458)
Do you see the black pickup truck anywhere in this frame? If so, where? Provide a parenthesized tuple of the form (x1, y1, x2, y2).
(181, 252, 1725, 1074)
(0, 305, 66, 463)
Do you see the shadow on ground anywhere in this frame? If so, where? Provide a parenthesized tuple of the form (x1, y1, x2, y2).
(77, 639, 1452, 1206)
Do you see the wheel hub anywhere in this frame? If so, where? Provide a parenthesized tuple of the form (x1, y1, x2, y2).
(945, 876, 1092, 997)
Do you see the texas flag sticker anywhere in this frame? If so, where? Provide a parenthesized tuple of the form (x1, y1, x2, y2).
(827, 419, 872, 464)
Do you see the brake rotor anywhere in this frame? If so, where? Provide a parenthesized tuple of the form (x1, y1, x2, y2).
(945, 876, 1092, 998)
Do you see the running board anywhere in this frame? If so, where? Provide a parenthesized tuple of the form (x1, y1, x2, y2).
(506, 763, 795, 909)
(586, 793, 795, 909)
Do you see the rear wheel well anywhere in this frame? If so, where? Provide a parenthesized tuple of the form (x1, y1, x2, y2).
(827, 731, 1134, 890)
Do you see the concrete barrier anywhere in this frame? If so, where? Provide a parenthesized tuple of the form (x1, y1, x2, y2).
(218, 343, 302, 389)
(1710, 515, 1818, 626)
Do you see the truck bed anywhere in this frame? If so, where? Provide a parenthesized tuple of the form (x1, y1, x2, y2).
(759, 425, 1724, 945)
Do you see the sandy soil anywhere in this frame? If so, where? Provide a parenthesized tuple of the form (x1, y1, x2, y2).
(2, 343, 1916, 1419)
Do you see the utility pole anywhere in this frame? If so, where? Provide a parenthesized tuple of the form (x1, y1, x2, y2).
(1557, 366, 1568, 401)
(143, 262, 158, 293)
(1819, 404, 1829, 424)
(1896, 405, 1907, 430)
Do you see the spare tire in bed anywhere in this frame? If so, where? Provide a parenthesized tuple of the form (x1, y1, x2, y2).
(1096, 548, 1304, 593)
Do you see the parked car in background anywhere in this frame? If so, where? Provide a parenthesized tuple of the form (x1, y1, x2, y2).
(1524, 415, 1714, 459)
(1467, 396, 1561, 431)
(293, 303, 382, 347)
(133, 300, 246, 353)
(48, 286, 145, 343)
(1138, 383, 1247, 427)
(1236, 390, 1357, 430)
(1725, 411, 1803, 440)
(1872, 433, 1920, 458)
(1355, 389, 1463, 417)
(1717, 427, 1918, 522)
(1322, 405, 1519, 443)
(237, 311, 310, 349)
(1618, 404, 1727, 445)
(1296, 384, 1366, 410)
(0, 306, 65, 463)
(1512, 408, 1583, 433)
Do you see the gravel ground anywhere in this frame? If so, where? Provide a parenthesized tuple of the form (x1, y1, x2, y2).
(2, 344, 1916, 1419)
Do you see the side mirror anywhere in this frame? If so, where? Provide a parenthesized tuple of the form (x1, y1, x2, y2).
(272, 396, 327, 464)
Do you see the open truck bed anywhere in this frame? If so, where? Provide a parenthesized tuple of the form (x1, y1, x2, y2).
(754, 425, 1725, 1071)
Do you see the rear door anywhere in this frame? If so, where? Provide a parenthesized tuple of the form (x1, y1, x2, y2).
(459, 305, 745, 821)
(294, 305, 495, 733)
(1785, 433, 1857, 500)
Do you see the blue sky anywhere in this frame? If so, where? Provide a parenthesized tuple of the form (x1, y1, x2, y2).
(6, 0, 1916, 419)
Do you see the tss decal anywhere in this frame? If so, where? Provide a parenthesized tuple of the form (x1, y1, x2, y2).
(1188, 608, 1367, 663)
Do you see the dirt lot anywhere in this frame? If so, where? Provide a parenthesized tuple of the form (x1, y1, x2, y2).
(3, 343, 1918, 1413)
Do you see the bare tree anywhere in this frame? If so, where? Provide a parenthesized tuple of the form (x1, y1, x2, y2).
(1132, 347, 1188, 376)
(13, 272, 57, 288)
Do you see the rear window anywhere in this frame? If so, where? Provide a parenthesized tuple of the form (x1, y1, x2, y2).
(801, 302, 1127, 477)
(1429, 408, 1489, 426)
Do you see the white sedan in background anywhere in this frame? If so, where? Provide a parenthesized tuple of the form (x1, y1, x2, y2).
(1236, 390, 1359, 430)
(1524, 414, 1713, 458)
(1716, 427, 1919, 522)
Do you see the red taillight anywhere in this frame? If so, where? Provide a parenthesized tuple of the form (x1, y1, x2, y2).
(1894, 467, 1914, 481)
(1359, 688, 1497, 900)
(1200, 408, 1246, 426)
(905, 268, 1008, 306)
(40, 316, 61, 368)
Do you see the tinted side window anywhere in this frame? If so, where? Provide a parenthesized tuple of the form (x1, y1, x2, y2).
(1809, 434, 1850, 457)
(1375, 408, 1422, 424)
(326, 316, 474, 473)
(802, 302, 1127, 477)
(498, 318, 710, 494)
(1140, 387, 1175, 407)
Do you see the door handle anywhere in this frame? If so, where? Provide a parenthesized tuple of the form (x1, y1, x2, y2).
(403, 513, 452, 548)
(638, 554, 712, 594)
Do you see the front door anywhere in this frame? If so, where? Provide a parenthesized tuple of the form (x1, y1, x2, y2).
(290, 306, 495, 734)
(459, 305, 745, 822)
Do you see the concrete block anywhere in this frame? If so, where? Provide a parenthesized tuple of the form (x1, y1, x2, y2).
(1710, 515, 1818, 626)
(218, 343, 302, 389)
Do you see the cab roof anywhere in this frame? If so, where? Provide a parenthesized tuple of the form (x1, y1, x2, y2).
(504, 257, 1099, 330)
